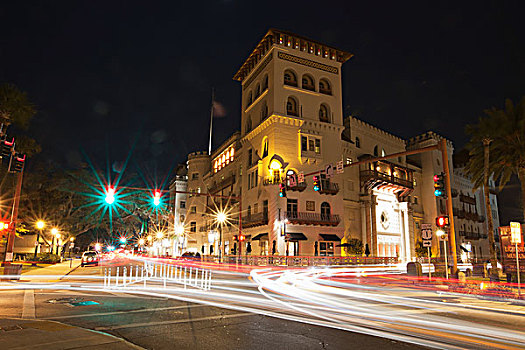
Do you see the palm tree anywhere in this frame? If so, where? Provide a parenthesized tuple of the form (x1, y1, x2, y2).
(466, 97, 525, 278)
(465, 114, 502, 280)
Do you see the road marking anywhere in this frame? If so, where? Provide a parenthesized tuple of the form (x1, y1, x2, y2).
(22, 289, 35, 319)
(46, 304, 207, 319)
(95, 312, 252, 331)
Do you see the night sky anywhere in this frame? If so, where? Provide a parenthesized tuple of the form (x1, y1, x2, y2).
(1, 1, 524, 178)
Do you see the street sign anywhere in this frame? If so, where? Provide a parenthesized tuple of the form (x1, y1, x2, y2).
(325, 163, 334, 178)
(298, 172, 304, 183)
(421, 223, 432, 247)
(511, 222, 522, 244)
(336, 160, 344, 174)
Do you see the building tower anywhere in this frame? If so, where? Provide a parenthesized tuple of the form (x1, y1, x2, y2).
(233, 29, 352, 256)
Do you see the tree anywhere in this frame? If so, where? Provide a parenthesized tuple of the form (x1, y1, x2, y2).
(0, 83, 40, 156)
(466, 96, 525, 279)
(343, 238, 363, 255)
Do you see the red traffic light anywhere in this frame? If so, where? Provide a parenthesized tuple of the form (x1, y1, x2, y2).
(0, 222, 9, 230)
(436, 216, 450, 227)
(239, 234, 245, 241)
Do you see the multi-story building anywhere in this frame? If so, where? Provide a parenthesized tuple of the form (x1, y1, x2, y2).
(168, 29, 500, 262)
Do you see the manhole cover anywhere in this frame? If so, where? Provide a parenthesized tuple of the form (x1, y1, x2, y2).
(70, 300, 99, 306)
(46, 297, 100, 307)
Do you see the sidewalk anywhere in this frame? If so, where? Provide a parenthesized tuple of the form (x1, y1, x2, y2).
(18, 259, 81, 282)
(0, 318, 143, 349)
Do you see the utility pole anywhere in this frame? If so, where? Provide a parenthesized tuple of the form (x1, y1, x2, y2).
(439, 138, 458, 275)
(4, 166, 24, 265)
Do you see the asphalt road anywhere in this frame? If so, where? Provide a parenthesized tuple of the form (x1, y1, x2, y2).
(1, 288, 421, 349)
(2, 258, 525, 349)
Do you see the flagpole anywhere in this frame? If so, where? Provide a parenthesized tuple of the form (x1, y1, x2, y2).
(208, 88, 215, 155)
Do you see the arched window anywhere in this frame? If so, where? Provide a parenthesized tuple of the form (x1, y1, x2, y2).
(246, 91, 253, 107)
(286, 97, 298, 116)
(245, 115, 252, 134)
(302, 74, 315, 91)
(381, 148, 386, 157)
(284, 70, 297, 87)
(319, 104, 330, 123)
(319, 79, 332, 95)
(355, 137, 360, 148)
(320, 202, 331, 220)
(261, 101, 268, 120)
(263, 75, 268, 91)
(373, 145, 379, 156)
(255, 84, 261, 98)
(262, 137, 269, 158)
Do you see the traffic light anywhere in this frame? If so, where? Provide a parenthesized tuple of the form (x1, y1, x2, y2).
(279, 183, 286, 198)
(153, 190, 161, 206)
(8, 153, 25, 173)
(0, 222, 9, 231)
(105, 186, 115, 204)
(436, 215, 450, 228)
(239, 234, 245, 242)
(0, 137, 14, 159)
(313, 176, 320, 191)
(433, 173, 446, 197)
(233, 235, 238, 241)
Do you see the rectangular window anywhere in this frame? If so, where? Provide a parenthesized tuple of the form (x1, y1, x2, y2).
(319, 242, 334, 256)
(306, 201, 315, 211)
(315, 139, 321, 154)
(253, 203, 258, 214)
(414, 196, 419, 205)
(254, 169, 258, 187)
(308, 139, 315, 152)
(180, 201, 186, 209)
(248, 173, 252, 189)
(192, 173, 199, 180)
(190, 206, 196, 214)
(248, 149, 253, 167)
(301, 136, 308, 152)
(190, 222, 196, 232)
(347, 180, 354, 191)
(287, 199, 298, 215)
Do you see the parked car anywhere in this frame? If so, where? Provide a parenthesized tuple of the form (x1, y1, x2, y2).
(81, 251, 100, 267)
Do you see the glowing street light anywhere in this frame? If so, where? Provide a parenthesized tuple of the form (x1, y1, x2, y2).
(69, 237, 75, 242)
(147, 235, 153, 242)
(94, 243, 102, 251)
(175, 225, 185, 236)
(36, 220, 45, 230)
(155, 231, 164, 240)
(215, 210, 228, 263)
(138, 238, 145, 245)
(119, 237, 127, 244)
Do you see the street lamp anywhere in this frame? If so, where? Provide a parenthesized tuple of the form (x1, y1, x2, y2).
(216, 211, 227, 263)
(34, 220, 45, 259)
(138, 238, 145, 245)
(155, 231, 164, 240)
(436, 229, 448, 279)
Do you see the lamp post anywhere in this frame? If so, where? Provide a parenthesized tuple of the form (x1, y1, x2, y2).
(69, 237, 75, 258)
(216, 211, 227, 263)
(34, 220, 45, 260)
(50, 228, 58, 254)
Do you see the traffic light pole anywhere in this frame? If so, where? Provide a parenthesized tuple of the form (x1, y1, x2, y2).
(3, 168, 24, 265)
(439, 138, 458, 275)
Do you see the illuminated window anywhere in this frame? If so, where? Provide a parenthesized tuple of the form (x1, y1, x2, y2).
(315, 139, 321, 154)
(214, 146, 235, 173)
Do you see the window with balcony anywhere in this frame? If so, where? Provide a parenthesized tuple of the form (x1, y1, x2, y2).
(287, 199, 298, 216)
(320, 202, 331, 220)
(302, 74, 315, 91)
(284, 70, 297, 87)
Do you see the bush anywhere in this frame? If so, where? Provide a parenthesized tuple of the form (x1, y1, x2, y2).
(344, 238, 363, 255)
(34, 253, 61, 263)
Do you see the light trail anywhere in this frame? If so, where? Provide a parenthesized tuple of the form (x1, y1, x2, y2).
(2, 262, 524, 349)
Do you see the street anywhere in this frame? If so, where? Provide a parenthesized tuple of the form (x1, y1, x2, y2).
(1, 258, 524, 349)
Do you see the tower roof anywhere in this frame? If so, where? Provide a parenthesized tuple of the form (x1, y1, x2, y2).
(233, 29, 353, 82)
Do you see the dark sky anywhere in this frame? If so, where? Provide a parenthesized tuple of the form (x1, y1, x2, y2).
(1, 1, 524, 177)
